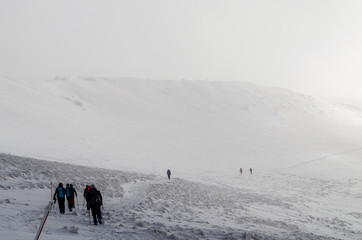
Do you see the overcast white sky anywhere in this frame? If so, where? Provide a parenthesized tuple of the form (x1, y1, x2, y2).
(1, 0, 361, 97)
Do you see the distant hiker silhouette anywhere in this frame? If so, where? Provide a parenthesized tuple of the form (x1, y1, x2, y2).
(167, 169, 171, 179)
(250, 168, 253, 174)
(53, 183, 66, 214)
(87, 184, 103, 225)
(239, 168, 243, 175)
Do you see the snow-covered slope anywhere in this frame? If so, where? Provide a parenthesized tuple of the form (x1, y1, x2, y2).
(1, 78, 362, 239)
(1, 77, 361, 180)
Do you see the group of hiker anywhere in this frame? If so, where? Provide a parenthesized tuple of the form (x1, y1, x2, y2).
(53, 168, 250, 226)
(53, 168, 172, 226)
(167, 168, 253, 178)
(53, 183, 77, 214)
(53, 183, 103, 225)
(239, 167, 253, 175)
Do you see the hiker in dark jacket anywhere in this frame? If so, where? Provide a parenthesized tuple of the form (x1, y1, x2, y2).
(86, 184, 103, 225)
(83, 185, 89, 199)
(167, 169, 171, 180)
(70, 184, 77, 198)
(53, 183, 66, 214)
(66, 184, 77, 211)
(83, 185, 90, 210)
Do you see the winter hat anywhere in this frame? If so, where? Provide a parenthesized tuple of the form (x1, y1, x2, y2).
(58, 183, 63, 187)
(91, 184, 95, 189)
(70, 184, 73, 188)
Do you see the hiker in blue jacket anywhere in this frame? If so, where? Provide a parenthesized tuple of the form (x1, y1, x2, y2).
(53, 183, 66, 214)
(66, 183, 78, 212)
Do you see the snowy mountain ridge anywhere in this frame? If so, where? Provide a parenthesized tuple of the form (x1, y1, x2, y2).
(1, 77, 361, 180)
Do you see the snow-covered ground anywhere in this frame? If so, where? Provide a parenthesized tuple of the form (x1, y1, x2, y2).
(2, 154, 362, 239)
(1, 78, 362, 239)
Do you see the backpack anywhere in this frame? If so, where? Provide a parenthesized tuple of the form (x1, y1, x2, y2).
(65, 188, 71, 197)
(90, 190, 102, 206)
(58, 187, 64, 198)
(84, 188, 89, 198)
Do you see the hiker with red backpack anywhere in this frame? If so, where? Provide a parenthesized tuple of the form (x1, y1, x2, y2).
(83, 185, 90, 198)
(53, 183, 66, 214)
(83, 185, 91, 210)
(87, 184, 103, 225)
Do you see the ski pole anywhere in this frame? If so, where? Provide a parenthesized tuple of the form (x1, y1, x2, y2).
(100, 207, 104, 225)
(76, 196, 79, 211)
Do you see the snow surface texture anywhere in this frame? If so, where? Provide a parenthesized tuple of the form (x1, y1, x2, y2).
(2, 154, 361, 240)
(1, 78, 362, 239)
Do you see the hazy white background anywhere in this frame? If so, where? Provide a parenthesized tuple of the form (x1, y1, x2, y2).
(1, 2, 362, 238)
(1, 0, 362, 97)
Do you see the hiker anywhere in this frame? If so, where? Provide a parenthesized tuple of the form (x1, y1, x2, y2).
(53, 183, 66, 214)
(240, 168, 243, 175)
(66, 184, 77, 211)
(250, 168, 253, 174)
(167, 169, 171, 180)
(65, 184, 71, 211)
(83, 185, 90, 210)
(87, 184, 103, 225)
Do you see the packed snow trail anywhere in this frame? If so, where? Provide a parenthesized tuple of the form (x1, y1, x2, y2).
(278, 146, 362, 171)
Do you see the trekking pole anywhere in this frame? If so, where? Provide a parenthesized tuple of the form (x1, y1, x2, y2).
(50, 181, 54, 211)
(34, 201, 54, 240)
(76, 196, 79, 211)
